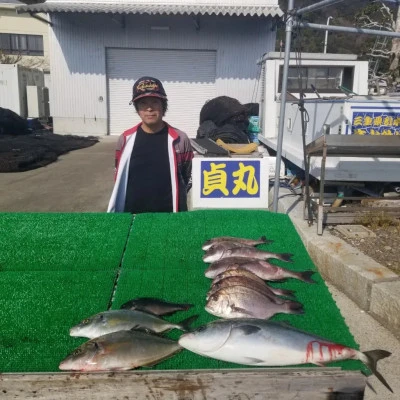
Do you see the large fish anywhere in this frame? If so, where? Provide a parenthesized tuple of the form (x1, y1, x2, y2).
(207, 276, 296, 303)
(178, 318, 393, 393)
(120, 297, 193, 316)
(69, 310, 198, 339)
(205, 286, 304, 319)
(205, 258, 315, 283)
(60, 330, 182, 371)
(212, 269, 295, 297)
(202, 236, 273, 251)
(203, 245, 293, 263)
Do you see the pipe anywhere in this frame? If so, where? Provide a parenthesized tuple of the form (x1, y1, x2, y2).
(272, 0, 294, 213)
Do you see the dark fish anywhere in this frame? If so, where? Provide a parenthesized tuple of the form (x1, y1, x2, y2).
(60, 330, 182, 371)
(179, 319, 393, 393)
(205, 286, 304, 319)
(205, 258, 315, 283)
(212, 269, 295, 297)
(203, 246, 293, 263)
(120, 297, 193, 316)
(202, 236, 273, 251)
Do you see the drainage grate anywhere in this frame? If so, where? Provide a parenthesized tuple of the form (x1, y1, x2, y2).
(335, 224, 376, 238)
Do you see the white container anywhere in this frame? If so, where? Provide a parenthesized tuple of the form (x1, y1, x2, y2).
(0, 64, 45, 118)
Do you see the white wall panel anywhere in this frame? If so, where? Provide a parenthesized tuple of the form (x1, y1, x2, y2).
(49, 13, 277, 135)
(106, 48, 216, 136)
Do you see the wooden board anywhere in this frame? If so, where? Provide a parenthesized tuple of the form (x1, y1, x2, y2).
(0, 368, 366, 400)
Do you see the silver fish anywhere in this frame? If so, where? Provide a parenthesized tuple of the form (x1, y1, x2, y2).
(178, 318, 393, 393)
(212, 269, 295, 297)
(203, 245, 293, 263)
(179, 318, 393, 392)
(69, 310, 198, 339)
(205, 286, 304, 319)
(120, 297, 193, 316)
(60, 330, 182, 372)
(202, 236, 273, 251)
(207, 276, 297, 304)
(205, 258, 315, 283)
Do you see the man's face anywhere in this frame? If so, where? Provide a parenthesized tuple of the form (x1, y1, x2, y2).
(136, 97, 164, 127)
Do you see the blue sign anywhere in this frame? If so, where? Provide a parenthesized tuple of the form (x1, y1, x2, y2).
(350, 108, 400, 135)
(200, 160, 261, 198)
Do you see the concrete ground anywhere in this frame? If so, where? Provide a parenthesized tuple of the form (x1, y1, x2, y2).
(0, 136, 398, 397)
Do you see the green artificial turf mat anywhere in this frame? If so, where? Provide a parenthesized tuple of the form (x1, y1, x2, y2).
(0, 270, 118, 372)
(113, 209, 365, 373)
(0, 210, 367, 374)
(0, 213, 132, 271)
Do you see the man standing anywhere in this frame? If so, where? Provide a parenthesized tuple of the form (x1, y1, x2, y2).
(107, 76, 193, 213)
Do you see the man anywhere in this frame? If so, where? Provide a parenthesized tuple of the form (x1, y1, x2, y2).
(107, 76, 193, 213)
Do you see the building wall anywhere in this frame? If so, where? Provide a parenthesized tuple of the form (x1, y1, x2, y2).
(48, 12, 277, 135)
(0, 6, 50, 71)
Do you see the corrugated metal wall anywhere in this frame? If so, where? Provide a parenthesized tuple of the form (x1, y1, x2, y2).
(49, 13, 277, 134)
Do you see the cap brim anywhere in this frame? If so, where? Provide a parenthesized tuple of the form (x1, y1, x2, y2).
(132, 93, 167, 102)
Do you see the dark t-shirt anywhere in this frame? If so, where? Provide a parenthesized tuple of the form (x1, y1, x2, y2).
(124, 125, 173, 213)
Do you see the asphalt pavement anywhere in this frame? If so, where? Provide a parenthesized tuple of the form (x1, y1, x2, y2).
(0, 135, 398, 397)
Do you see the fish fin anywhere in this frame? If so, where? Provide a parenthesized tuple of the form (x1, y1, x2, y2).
(236, 325, 262, 335)
(271, 288, 296, 297)
(243, 357, 265, 365)
(260, 236, 274, 245)
(312, 362, 326, 367)
(141, 347, 183, 367)
(360, 350, 393, 393)
(178, 314, 199, 332)
(162, 303, 194, 316)
(231, 306, 254, 317)
(298, 270, 316, 284)
(285, 301, 304, 315)
(279, 253, 294, 262)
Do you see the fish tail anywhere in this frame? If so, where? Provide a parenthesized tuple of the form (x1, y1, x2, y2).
(297, 270, 316, 284)
(271, 287, 296, 297)
(359, 350, 393, 393)
(279, 253, 294, 262)
(284, 301, 304, 315)
(260, 236, 274, 245)
(178, 314, 199, 332)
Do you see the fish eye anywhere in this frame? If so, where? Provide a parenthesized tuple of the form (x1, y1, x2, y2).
(196, 326, 207, 332)
(81, 319, 90, 325)
(211, 294, 220, 301)
(72, 348, 83, 356)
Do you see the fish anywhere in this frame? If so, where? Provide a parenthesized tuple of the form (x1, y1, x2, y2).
(178, 318, 393, 393)
(207, 276, 296, 303)
(69, 310, 198, 339)
(205, 286, 304, 319)
(203, 246, 293, 263)
(212, 269, 295, 297)
(205, 258, 315, 283)
(60, 330, 182, 371)
(120, 297, 193, 316)
(202, 236, 273, 251)
(202, 241, 254, 252)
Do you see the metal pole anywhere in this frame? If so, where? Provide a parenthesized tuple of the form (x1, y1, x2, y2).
(296, 0, 347, 16)
(299, 22, 400, 38)
(323, 16, 333, 53)
(272, 0, 294, 213)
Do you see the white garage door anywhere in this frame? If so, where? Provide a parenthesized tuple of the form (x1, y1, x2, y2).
(106, 48, 217, 137)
